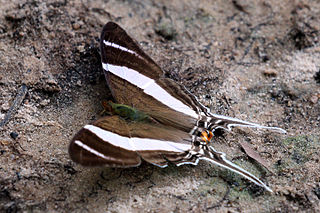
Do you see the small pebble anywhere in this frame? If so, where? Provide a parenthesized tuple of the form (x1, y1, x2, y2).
(310, 95, 318, 104)
(40, 99, 50, 106)
(73, 22, 81, 30)
(10, 132, 19, 140)
(77, 45, 85, 53)
(263, 69, 278, 77)
(2, 102, 10, 111)
(76, 80, 82, 86)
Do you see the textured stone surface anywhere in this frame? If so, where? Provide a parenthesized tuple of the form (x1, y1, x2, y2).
(0, 0, 319, 212)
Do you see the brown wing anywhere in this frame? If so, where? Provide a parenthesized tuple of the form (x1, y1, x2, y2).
(100, 22, 201, 132)
(69, 115, 193, 167)
(69, 116, 141, 167)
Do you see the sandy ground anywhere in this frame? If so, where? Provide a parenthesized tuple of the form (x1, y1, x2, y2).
(0, 0, 319, 212)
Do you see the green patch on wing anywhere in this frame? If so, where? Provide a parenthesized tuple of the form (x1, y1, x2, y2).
(106, 101, 151, 122)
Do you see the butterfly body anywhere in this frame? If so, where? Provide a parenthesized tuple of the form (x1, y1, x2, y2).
(69, 22, 286, 192)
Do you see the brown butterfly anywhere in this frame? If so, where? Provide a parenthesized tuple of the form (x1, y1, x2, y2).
(69, 22, 286, 192)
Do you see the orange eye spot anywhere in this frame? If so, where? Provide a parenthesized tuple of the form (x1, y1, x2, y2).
(200, 131, 214, 144)
(200, 131, 208, 141)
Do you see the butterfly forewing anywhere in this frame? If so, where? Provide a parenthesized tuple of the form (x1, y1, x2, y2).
(100, 22, 163, 80)
(100, 22, 202, 132)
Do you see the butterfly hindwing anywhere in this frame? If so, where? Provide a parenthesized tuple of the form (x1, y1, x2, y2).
(69, 116, 141, 167)
(69, 115, 194, 168)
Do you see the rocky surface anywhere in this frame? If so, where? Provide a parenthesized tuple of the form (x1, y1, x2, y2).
(0, 0, 319, 212)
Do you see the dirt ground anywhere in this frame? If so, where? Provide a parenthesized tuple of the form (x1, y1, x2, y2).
(0, 0, 319, 212)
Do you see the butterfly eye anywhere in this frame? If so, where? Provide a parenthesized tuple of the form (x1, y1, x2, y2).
(194, 141, 200, 146)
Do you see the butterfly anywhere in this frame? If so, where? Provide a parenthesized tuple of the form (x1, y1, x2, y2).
(69, 22, 286, 192)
